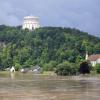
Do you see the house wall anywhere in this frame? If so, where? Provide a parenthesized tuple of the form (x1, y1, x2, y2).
(97, 58, 100, 64)
(91, 61, 97, 66)
(90, 58, 100, 66)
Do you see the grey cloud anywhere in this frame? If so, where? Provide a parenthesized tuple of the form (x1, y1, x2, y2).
(0, 0, 100, 37)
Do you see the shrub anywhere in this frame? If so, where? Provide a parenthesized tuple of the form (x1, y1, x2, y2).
(15, 63, 21, 71)
(43, 61, 57, 71)
(95, 64, 100, 74)
(55, 61, 78, 76)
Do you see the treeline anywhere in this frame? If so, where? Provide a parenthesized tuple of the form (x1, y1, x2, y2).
(0, 25, 100, 72)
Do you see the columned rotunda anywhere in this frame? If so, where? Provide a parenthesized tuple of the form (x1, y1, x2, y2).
(22, 16, 40, 30)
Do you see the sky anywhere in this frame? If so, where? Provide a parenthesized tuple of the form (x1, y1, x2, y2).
(0, 0, 100, 37)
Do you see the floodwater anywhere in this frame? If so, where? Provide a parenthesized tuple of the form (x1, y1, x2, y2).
(0, 72, 100, 100)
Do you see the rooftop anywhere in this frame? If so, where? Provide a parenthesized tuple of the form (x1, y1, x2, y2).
(24, 16, 39, 19)
(88, 54, 100, 61)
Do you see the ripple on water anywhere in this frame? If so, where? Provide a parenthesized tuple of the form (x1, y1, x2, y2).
(0, 73, 100, 100)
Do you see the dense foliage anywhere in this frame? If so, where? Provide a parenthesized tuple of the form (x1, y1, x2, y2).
(95, 64, 100, 74)
(0, 25, 100, 72)
(55, 61, 78, 76)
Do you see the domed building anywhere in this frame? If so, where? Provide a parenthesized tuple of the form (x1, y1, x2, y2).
(22, 16, 40, 30)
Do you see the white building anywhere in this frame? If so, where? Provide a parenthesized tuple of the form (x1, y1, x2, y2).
(22, 16, 40, 30)
(10, 66, 15, 73)
(88, 54, 100, 66)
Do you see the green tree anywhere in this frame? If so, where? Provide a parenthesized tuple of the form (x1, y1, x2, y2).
(95, 64, 100, 74)
(55, 61, 78, 76)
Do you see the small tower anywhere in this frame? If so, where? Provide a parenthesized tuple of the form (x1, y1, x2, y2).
(85, 51, 88, 60)
(22, 16, 40, 30)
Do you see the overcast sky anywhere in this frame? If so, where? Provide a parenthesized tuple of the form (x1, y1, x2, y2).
(0, 0, 100, 37)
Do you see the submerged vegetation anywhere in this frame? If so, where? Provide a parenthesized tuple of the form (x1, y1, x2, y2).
(0, 25, 100, 75)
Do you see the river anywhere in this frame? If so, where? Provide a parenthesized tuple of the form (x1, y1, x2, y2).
(0, 72, 100, 100)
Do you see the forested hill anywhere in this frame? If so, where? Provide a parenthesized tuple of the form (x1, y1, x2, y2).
(0, 25, 100, 70)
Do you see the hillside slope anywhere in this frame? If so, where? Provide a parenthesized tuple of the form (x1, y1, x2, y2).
(0, 25, 100, 70)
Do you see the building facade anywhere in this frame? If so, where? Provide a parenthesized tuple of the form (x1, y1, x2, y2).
(22, 16, 40, 30)
(88, 54, 100, 66)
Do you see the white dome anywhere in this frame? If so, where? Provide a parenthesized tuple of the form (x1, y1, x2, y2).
(24, 16, 38, 20)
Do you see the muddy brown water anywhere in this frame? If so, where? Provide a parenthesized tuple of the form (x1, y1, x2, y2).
(0, 72, 100, 100)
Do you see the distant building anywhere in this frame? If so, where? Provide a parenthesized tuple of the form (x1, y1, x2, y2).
(31, 65, 42, 74)
(88, 54, 100, 66)
(10, 66, 15, 73)
(22, 16, 40, 30)
(0, 42, 6, 48)
(20, 68, 29, 73)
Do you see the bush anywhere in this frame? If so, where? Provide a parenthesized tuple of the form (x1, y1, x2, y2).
(95, 64, 100, 74)
(15, 63, 21, 71)
(43, 61, 57, 71)
(55, 61, 78, 76)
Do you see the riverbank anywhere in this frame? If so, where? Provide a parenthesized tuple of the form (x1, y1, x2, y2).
(0, 71, 56, 75)
(0, 71, 100, 81)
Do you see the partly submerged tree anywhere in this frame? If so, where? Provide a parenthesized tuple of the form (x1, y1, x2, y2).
(79, 61, 91, 74)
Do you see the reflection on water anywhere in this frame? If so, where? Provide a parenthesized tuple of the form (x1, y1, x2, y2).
(0, 72, 100, 100)
(10, 72, 15, 80)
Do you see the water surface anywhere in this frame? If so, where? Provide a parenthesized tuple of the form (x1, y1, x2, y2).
(0, 72, 100, 100)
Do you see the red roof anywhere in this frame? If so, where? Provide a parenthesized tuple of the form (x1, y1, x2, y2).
(88, 54, 100, 61)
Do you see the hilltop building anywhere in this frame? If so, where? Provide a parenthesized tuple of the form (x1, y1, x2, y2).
(22, 16, 40, 30)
